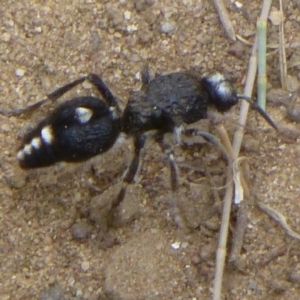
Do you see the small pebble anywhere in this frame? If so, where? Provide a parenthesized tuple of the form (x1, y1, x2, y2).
(171, 241, 181, 249)
(134, 0, 155, 11)
(289, 270, 300, 283)
(181, 242, 189, 249)
(160, 20, 177, 33)
(71, 221, 92, 241)
(34, 26, 42, 33)
(82, 81, 93, 89)
(81, 261, 90, 271)
(124, 11, 131, 20)
(1, 124, 10, 133)
(1, 32, 11, 42)
(15, 68, 25, 77)
(286, 75, 299, 92)
(39, 285, 67, 300)
(127, 24, 138, 32)
(287, 103, 300, 122)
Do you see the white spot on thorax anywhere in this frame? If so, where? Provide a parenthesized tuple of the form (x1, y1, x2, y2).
(207, 73, 231, 97)
(207, 73, 225, 85)
(217, 81, 231, 97)
(75, 107, 93, 124)
(41, 126, 54, 144)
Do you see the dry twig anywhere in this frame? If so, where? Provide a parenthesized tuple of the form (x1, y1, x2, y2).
(278, 0, 287, 89)
(257, 19, 267, 110)
(257, 202, 300, 242)
(212, 1, 273, 299)
(211, 113, 241, 300)
(212, 0, 236, 41)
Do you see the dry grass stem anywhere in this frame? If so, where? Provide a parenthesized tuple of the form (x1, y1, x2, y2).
(257, 19, 267, 110)
(257, 202, 300, 241)
(213, 1, 273, 299)
(212, 0, 236, 41)
(236, 35, 300, 49)
(279, 0, 287, 89)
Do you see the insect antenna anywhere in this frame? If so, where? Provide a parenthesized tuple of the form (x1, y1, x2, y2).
(0, 77, 86, 117)
(237, 94, 278, 131)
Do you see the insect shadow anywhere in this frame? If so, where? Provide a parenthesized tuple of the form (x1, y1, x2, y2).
(1, 68, 278, 228)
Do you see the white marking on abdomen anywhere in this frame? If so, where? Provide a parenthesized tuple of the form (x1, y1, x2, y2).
(41, 126, 54, 144)
(31, 137, 42, 149)
(23, 144, 32, 155)
(17, 150, 25, 161)
(75, 107, 93, 123)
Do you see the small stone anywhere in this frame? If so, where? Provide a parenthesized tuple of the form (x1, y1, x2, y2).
(171, 241, 181, 249)
(234, 1, 243, 9)
(160, 20, 177, 33)
(269, 9, 283, 26)
(248, 280, 259, 291)
(289, 270, 300, 283)
(39, 284, 67, 300)
(134, 0, 155, 11)
(34, 26, 42, 33)
(126, 24, 138, 32)
(81, 261, 90, 271)
(71, 221, 92, 241)
(286, 75, 299, 92)
(6, 174, 26, 189)
(1, 123, 10, 132)
(181, 242, 188, 249)
(267, 88, 291, 106)
(135, 71, 141, 81)
(1, 32, 11, 42)
(82, 81, 93, 89)
(15, 68, 25, 77)
(128, 53, 140, 62)
(287, 103, 300, 122)
(124, 11, 131, 20)
(269, 279, 291, 293)
(68, 277, 75, 286)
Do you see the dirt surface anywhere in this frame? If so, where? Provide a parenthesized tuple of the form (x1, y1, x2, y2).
(1, 0, 300, 299)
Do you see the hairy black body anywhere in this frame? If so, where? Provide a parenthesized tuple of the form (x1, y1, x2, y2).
(2, 70, 277, 227)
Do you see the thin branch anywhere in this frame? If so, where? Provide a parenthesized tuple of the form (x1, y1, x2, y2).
(236, 35, 300, 49)
(279, 0, 287, 89)
(212, 0, 236, 41)
(257, 202, 300, 241)
(257, 19, 267, 110)
(212, 1, 273, 299)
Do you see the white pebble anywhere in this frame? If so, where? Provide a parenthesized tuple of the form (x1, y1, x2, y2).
(234, 1, 243, 8)
(15, 68, 25, 77)
(81, 261, 90, 271)
(127, 24, 138, 32)
(1, 33, 11, 42)
(124, 11, 131, 20)
(82, 81, 93, 89)
(171, 241, 181, 250)
(161, 20, 177, 33)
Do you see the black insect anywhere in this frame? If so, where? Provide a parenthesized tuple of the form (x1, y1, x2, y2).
(2, 69, 277, 226)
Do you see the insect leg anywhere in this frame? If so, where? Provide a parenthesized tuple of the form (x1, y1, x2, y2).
(110, 134, 146, 211)
(87, 73, 119, 109)
(184, 128, 230, 161)
(155, 133, 188, 229)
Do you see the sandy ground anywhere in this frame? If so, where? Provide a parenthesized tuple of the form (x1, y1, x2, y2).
(1, 0, 300, 299)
